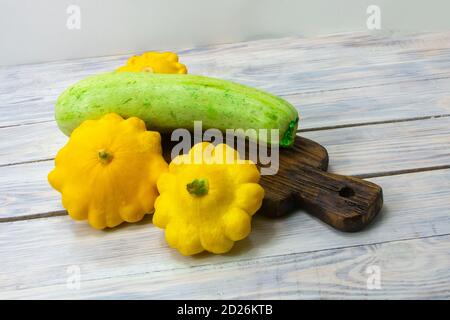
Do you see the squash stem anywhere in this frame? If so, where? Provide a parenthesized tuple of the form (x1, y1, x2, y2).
(280, 117, 299, 148)
(98, 149, 113, 164)
(186, 178, 209, 196)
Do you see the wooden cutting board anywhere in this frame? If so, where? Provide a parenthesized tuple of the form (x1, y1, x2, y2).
(162, 135, 383, 232)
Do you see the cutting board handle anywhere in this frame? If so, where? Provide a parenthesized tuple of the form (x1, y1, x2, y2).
(290, 165, 383, 232)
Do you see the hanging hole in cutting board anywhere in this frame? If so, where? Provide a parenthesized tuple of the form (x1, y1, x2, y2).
(339, 186, 355, 198)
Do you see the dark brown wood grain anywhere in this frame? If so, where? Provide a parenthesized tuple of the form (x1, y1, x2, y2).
(161, 135, 383, 232)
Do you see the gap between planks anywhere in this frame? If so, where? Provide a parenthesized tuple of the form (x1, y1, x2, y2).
(298, 114, 450, 133)
(292, 74, 450, 96)
(356, 164, 450, 179)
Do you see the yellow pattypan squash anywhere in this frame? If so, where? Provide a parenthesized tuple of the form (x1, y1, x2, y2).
(48, 113, 168, 229)
(153, 142, 265, 256)
(116, 51, 187, 74)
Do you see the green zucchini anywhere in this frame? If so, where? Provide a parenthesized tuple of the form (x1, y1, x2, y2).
(56, 72, 299, 147)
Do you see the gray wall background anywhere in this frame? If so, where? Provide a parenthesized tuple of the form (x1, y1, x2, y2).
(1, 0, 449, 66)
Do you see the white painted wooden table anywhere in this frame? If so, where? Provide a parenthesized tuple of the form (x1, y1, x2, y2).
(1, 32, 450, 299)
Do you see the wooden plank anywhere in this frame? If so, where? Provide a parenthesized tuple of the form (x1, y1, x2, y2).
(304, 116, 450, 177)
(0, 169, 449, 296)
(294, 77, 450, 130)
(0, 121, 65, 166)
(2, 114, 450, 170)
(0, 161, 63, 218)
(2, 117, 450, 219)
(1, 233, 449, 299)
(1, 32, 450, 127)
